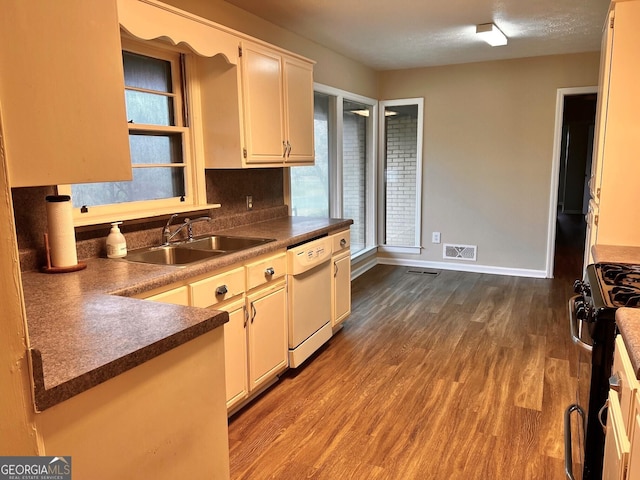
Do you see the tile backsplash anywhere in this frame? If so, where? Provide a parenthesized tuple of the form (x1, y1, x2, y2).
(13, 168, 286, 271)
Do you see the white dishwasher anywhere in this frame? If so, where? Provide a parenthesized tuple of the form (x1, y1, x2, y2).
(287, 236, 332, 367)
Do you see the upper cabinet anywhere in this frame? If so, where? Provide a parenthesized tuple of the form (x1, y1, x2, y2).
(198, 42, 315, 168)
(240, 42, 315, 166)
(0, 0, 132, 188)
(587, 0, 640, 249)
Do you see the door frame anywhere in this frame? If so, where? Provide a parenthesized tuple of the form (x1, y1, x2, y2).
(545, 86, 597, 278)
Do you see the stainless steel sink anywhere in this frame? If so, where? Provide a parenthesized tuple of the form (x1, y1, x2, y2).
(124, 245, 223, 266)
(182, 235, 275, 252)
(121, 235, 274, 266)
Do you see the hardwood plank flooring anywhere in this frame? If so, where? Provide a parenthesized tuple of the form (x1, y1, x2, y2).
(228, 250, 584, 479)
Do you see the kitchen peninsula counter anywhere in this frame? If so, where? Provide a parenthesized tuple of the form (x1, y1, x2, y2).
(23, 216, 352, 411)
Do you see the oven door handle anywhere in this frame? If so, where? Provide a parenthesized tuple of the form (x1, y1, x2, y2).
(568, 295, 593, 354)
(564, 403, 586, 480)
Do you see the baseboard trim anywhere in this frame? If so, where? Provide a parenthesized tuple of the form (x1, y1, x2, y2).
(351, 255, 378, 280)
(377, 257, 548, 278)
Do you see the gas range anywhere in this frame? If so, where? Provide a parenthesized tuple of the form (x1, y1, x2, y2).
(595, 263, 640, 308)
(565, 262, 640, 480)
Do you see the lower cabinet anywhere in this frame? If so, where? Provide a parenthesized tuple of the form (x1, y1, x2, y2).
(603, 390, 631, 480)
(603, 335, 639, 479)
(628, 393, 640, 478)
(247, 280, 288, 391)
(145, 285, 189, 306)
(185, 251, 288, 413)
(220, 298, 249, 410)
(330, 229, 351, 330)
(35, 329, 230, 480)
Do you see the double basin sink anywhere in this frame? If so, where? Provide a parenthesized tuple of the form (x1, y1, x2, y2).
(124, 235, 275, 266)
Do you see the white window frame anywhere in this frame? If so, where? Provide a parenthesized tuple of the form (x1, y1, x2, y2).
(377, 98, 424, 254)
(285, 82, 378, 259)
(59, 37, 211, 226)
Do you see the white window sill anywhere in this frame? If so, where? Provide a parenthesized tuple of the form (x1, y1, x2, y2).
(72, 203, 221, 228)
(377, 245, 422, 255)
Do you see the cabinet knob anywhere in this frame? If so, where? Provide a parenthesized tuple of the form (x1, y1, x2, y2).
(340, 238, 347, 247)
(265, 267, 275, 276)
(215, 285, 228, 295)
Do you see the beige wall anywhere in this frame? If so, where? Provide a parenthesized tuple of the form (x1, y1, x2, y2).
(163, 0, 378, 98)
(378, 52, 600, 273)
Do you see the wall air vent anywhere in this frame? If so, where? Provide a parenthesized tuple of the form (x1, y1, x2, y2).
(443, 244, 477, 261)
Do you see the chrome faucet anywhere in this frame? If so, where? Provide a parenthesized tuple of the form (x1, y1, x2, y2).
(161, 215, 211, 245)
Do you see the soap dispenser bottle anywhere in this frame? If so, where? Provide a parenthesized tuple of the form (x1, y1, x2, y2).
(106, 221, 127, 258)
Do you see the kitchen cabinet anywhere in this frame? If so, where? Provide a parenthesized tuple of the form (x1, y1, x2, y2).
(198, 42, 315, 168)
(145, 285, 190, 306)
(0, 0, 131, 188)
(603, 335, 639, 479)
(220, 299, 249, 409)
(603, 390, 631, 480)
(331, 230, 352, 330)
(240, 41, 315, 165)
(149, 251, 288, 413)
(247, 281, 288, 390)
(35, 329, 230, 480)
(585, 0, 640, 262)
(628, 393, 640, 478)
(245, 253, 288, 392)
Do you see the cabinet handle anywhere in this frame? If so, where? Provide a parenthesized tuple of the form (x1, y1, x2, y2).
(282, 141, 287, 158)
(215, 285, 228, 295)
(265, 267, 275, 276)
(334, 262, 338, 277)
(340, 238, 347, 247)
(243, 304, 248, 328)
(286, 140, 292, 157)
(598, 400, 608, 434)
(250, 302, 256, 323)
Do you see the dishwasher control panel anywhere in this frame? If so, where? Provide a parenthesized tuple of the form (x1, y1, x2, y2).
(287, 237, 332, 275)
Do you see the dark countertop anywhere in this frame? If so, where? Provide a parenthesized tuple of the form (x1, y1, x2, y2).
(23, 216, 352, 411)
(617, 308, 640, 379)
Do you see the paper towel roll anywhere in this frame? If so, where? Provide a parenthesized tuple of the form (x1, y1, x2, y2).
(45, 195, 78, 267)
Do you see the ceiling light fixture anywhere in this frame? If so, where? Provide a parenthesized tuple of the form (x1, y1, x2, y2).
(476, 23, 508, 47)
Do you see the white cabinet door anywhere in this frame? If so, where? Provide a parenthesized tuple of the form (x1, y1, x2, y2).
(241, 42, 286, 163)
(283, 57, 315, 164)
(222, 299, 249, 410)
(247, 281, 288, 390)
(627, 393, 640, 479)
(332, 250, 351, 328)
(592, 2, 640, 247)
(603, 391, 631, 480)
(0, 0, 131, 187)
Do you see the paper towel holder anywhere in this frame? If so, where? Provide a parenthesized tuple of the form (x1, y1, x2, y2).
(41, 232, 86, 273)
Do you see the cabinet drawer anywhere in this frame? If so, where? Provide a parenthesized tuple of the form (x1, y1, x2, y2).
(331, 230, 350, 254)
(145, 285, 189, 306)
(190, 267, 245, 308)
(246, 253, 286, 291)
(614, 335, 639, 431)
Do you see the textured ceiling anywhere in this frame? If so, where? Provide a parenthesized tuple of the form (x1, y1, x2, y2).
(223, 0, 610, 70)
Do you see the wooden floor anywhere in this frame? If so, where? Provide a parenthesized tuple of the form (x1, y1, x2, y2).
(228, 231, 585, 479)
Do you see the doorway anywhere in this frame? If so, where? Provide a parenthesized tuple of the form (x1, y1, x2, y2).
(546, 87, 597, 278)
